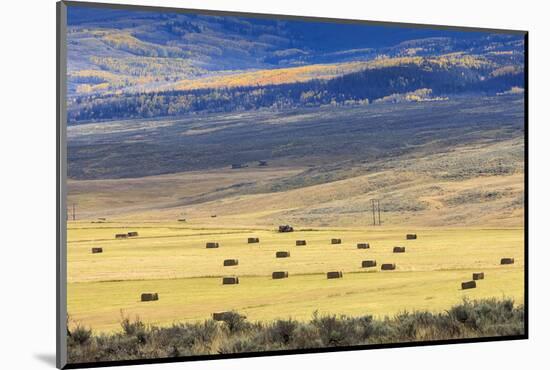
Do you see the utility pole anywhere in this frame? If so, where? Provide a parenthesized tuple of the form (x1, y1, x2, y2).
(377, 199, 381, 226)
(371, 199, 376, 226)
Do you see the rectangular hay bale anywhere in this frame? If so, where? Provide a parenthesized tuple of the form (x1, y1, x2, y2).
(406, 234, 417, 240)
(91, 247, 103, 254)
(357, 243, 370, 249)
(248, 237, 260, 243)
(393, 246, 406, 253)
(206, 242, 219, 248)
(331, 238, 342, 244)
(473, 272, 485, 280)
(127, 231, 139, 237)
(223, 259, 239, 266)
(212, 312, 232, 321)
(381, 263, 396, 270)
(276, 251, 290, 258)
(141, 293, 159, 302)
(461, 281, 476, 290)
(115, 233, 127, 239)
(222, 276, 239, 285)
(272, 271, 289, 279)
(500, 258, 515, 265)
(361, 260, 376, 268)
(296, 240, 307, 246)
(327, 271, 343, 279)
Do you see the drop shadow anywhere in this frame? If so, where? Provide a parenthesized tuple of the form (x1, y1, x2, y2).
(34, 353, 56, 367)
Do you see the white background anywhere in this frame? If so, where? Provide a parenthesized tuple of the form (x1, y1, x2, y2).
(0, 0, 547, 368)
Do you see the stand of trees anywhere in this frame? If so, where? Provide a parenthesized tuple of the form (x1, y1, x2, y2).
(68, 62, 524, 124)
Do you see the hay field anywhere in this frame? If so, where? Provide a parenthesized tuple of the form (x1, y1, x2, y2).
(67, 224, 524, 333)
(66, 99, 525, 335)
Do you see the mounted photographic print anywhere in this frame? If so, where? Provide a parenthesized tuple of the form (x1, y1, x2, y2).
(56, 1, 528, 368)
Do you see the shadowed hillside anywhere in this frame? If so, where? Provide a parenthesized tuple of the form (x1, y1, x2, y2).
(67, 7, 523, 96)
(68, 95, 523, 179)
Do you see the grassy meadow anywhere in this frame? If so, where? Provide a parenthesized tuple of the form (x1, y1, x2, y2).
(67, 224, 524, 333)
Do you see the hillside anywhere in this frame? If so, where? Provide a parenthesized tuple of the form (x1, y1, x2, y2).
(67, 95, 523, 179)
(67, 7, 523, 85)
(67, 95, 524, 228)
(66, 6, 524, 123)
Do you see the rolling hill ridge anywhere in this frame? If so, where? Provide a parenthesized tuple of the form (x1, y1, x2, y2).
(66, 6, 525, 123)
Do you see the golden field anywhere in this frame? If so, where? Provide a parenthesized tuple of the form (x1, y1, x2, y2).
(67, 224, 524, 333)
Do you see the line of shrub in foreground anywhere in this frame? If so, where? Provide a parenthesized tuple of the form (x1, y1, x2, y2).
(67, 298, 524, 364)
